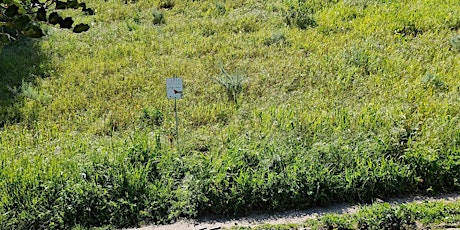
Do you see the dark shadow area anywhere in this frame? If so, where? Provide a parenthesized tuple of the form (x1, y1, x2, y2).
(0, 38, 48, 127)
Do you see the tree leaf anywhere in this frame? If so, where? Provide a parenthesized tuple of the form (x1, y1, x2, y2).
(37, 7, 47, 21)
(72, 23, 89, 33)
(31, 0, 42, 7)
(13, 15, 31, 28)
(5, 4, 20, 17)
(48, 12, 62, 25)
(67, 0, 79, 9)
(55, 1, 67, 9)
(59, 17, 73, 29)
(23, 24, 44, 38)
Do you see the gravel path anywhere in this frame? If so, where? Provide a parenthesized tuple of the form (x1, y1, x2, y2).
(126, 193, 460, 230)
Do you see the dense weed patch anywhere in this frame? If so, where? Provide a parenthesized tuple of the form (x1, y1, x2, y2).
(234, 199, 460, 229)
(1, 0, 460, 228)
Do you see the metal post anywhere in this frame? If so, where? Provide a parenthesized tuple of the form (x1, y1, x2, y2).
(174, 98, 179, 148)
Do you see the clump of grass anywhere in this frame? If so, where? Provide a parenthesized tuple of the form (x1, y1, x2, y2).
(450, 33, 460, 52)
(232, 200, 460, 230)
(263, 31, 289, 46)
(1, 0, 460, 229)
(343, 0, 383, 8)
(215, 2, 226, 15)
(140, 107, 164, 127)
(158, 0, 174, 9)
(152, 8, 165, 25)
(422, 73, 448, 91)
(211, 66, 246, 103)
(283, 4, 317, 29)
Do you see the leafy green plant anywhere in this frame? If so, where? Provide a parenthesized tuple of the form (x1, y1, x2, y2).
(343, 0, 383, 8)
(263, 32, 289, 46)
(215, 2, 226, 15)
(0, 0, 92, 41)
(1, 0, 460, 229)
(152, 8, 165, 25)
(344, 46, 371, 76)
(211, 66, 246, 103)
(357, 204, 416, 230)
(320, 213, 354, 229)
(140, 108, 164, 127)
(450, 33, 460, 52)
(283, 2, 317, 29)
(422, 73, 448, 91)
(158, 0, 174, 9)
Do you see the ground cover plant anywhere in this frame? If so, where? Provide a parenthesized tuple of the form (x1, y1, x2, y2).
(0, 0, 460, 229)
(231, 199, 460, 229)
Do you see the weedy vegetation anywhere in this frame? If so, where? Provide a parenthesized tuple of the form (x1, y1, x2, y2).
(232, 199, 460, 229)
(0, 0, 460, 229)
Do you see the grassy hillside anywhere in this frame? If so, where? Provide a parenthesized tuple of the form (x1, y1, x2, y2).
(1, 0, 460, 228)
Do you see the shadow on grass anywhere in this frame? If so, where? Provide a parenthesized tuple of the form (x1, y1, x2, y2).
(0, 38, 48, 127)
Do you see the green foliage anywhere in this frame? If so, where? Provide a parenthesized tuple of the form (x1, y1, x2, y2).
(321, 213, 354, 229)
(422, 73, 448, 91)
(451, 33, 460, 52)
(343, 0, 383, 8)
(356, 204, 416, 229)
(1, 0, 460, 228)
(283, 1, 317, 29)
(140, 107, 164, 127)
(152, 8, 165, 25)
(0, 0, 92, 42)
(157, 0, 174, 9)
(263, 31, 289, 46)
(238, 200, 460, 229)
(211, 66, 246, 103)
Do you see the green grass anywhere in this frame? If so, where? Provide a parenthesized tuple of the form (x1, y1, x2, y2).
(231, 199, 460, 230)
(1, 0, 460, 229)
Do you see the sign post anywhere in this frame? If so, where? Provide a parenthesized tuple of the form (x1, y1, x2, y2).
(166, 78, 183, 148)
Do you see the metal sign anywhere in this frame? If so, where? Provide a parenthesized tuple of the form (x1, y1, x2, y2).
(166, 77, 183, 151)
(166, 78, 183, 99)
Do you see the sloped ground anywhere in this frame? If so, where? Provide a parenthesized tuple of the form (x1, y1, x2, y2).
(1, 0, 460, 229)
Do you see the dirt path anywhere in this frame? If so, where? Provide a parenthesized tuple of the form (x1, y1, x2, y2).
(126, 193, 460, 230)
